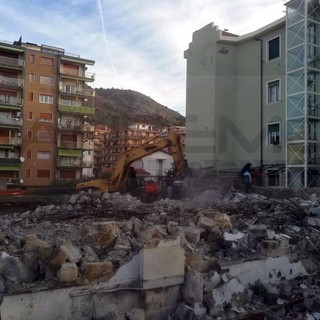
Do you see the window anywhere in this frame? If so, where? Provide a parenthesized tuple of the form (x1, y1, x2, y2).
(29, 92, 34, 101)
(267, 123, 280, 146)
(37, 151, 51, 160)
(39, 113, 53, 122)
(27, 111, 33, 121)
(40, 75, 54, 85)
(267, 80, 280, 104)
(64, 85, 76, 93)
(29, 73, 35, 83)
(37, 170, 50, 178)
(267, 36, 280, 61)
(38, 131, 52, 141)
(26, 169, 31, 178)
(39, 94, 53, 104)
(61, 99, 76, 106)
(26, 150, 32, 159)
(30, 54, 35, 64)
(27, 130, 32, 140)
(40, 57, 54, 66)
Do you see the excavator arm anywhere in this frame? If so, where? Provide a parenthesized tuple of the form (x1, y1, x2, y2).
(76, 130, 186, 193)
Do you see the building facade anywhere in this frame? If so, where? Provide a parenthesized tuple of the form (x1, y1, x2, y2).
(0, 39, 95, 188)
(184, 0, 320, 187)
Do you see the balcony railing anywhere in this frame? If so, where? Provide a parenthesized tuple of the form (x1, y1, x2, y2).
(57, 141, 82, 149)
(0, 157, 21, 165)
(0, 76, 24, 89)
(58, 104, 95, 115)
(59, 85, 95, 97)
(58, 123, 83, 132)
(0, 97, 23, 108)
(0, 137, 21, 146)
(0, 116, 22, 127)
(59, 68, 95, 81)
(56, 159, 82, 167)
(0, 56, 24, 69)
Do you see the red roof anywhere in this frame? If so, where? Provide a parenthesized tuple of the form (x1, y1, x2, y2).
(134, 168, 150, 175)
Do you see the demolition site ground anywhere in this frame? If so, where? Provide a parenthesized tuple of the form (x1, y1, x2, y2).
(0, 175, 320, 319)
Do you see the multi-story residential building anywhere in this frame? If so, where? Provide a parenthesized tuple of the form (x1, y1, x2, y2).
(184, 0, 320, 188)
(104, 123, 160, 168)
(93, 124, 110, 177)
(0, 39, 95, 188)
(103, 124, 186, 177)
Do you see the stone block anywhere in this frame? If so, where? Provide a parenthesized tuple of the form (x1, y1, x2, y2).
(140, 245, 185, 289)
(57, 262, 78, 283)
(49, 250, 68, 270)
(83, 261, 113, 281)
(60, 240, 82, 263)
(183, 270, 203, 304)
(184, 227, 202, 244)
(175, 303, 194, 320)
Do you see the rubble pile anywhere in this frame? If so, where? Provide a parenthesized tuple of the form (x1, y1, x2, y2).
(0, 189, 320, 319)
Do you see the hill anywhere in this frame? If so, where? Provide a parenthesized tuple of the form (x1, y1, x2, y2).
(91, 88, 185, 130)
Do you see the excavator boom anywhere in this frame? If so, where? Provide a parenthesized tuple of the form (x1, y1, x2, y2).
(76, 130, 186, 193)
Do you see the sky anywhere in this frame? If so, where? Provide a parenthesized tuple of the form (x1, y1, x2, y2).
(0, 0, 286, 116)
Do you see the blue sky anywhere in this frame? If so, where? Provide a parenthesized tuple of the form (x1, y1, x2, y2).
(0, 0, 285, 115)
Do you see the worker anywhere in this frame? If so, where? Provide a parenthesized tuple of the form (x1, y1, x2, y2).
(240, 163, 253, 193)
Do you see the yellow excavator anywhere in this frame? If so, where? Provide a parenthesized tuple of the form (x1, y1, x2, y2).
(76, 130, 186, 193)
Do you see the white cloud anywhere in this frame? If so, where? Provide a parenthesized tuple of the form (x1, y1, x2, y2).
(0, 0, 285, 115)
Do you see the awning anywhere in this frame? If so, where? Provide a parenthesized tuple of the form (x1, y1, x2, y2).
(58, 149, 82, 157)
(0, 165, 19, 171)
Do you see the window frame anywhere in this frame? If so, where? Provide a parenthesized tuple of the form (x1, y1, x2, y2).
(266, 35, 281, 62)
(267, 122, 281, 147)
(39, 94, 53, 104)
(40, 75, 54, 86)
(38, 131, 52, 141)
(37, 151, 51, 160)
(266, 79, 281, 105)
(39, 112, 53, 122)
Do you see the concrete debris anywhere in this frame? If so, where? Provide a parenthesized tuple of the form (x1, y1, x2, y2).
(0, 188, 320, 319)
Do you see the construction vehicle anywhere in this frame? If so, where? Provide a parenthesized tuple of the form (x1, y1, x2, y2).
(76, 130, 186, 194)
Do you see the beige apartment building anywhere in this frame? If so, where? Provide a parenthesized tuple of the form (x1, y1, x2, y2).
(185, 0, 320, 188)
(0, 39, 95, 188)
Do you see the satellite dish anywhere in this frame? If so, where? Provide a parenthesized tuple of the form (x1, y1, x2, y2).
(20, 157, 25, 162)
(20, 179, 24, 184)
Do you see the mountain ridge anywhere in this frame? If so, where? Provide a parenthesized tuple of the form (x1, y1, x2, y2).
(91, 88, 185, 130)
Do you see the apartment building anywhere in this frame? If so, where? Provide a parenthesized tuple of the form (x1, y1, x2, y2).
(102, 124, 186, 177)
(0, 39, 95, 188)
(104, 123, 160, 169)
(184, 0, 320, 188)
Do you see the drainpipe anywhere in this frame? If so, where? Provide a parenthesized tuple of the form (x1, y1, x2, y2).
(255, 38, 264, 185)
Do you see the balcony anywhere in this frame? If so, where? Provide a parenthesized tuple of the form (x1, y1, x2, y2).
(59, 68, 95, 82)
(58, 123, 83, 132)
(56, 158, 82, 167)
(0, 56, 24, 70)
(59, 85, 95, 97)
(0, 97, 23, 110)
(0, 116, 22, 128)
(0, 137, 21, 146)
(57, 141, 82, 149)
(0, 157, 20, 165)
(58, 104, 95, 115)
(0, 76, 24, 89)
